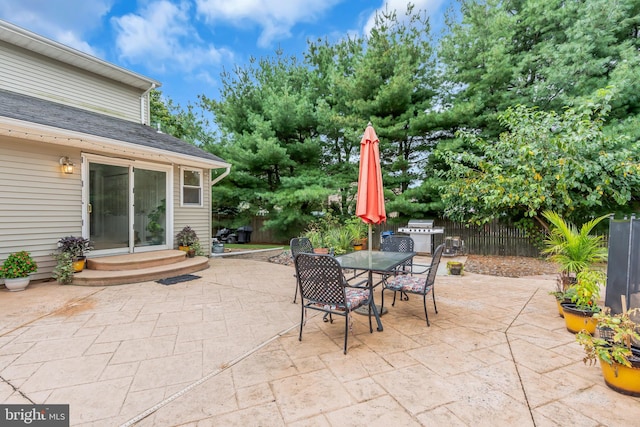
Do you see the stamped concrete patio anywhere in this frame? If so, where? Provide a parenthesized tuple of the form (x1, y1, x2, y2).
(1, 255, 639, 426)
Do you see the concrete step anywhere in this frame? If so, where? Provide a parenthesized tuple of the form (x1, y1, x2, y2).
(87, 249, 188, 271)
(74, 255, 210, 286)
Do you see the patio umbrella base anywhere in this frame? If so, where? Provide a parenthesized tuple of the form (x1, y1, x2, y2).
(354, 304, 388, 316)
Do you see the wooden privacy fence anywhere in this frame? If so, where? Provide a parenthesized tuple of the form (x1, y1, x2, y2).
(373, 220, 542, 257)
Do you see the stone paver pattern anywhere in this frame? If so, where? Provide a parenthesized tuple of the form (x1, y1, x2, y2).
(1, 256, 639, 426)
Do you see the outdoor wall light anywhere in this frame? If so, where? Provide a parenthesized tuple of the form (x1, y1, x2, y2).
(59, 156, 74, 174)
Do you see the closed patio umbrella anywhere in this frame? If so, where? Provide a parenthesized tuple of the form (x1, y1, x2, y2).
(355, 122, 386, 251)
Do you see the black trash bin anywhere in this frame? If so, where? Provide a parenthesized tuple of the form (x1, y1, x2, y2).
(236, 226, 253, 243)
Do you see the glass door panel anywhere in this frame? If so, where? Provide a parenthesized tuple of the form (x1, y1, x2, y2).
(134, 168, 167, 247)
(89, 163, 130, 251)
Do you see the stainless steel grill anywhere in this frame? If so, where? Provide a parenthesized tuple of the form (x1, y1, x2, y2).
(397, 219, 444, 254)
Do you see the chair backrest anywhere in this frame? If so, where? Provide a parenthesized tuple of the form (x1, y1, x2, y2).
(381, 236, 414, 253)
(290, 237, 314, 259)
(425, 244, 445, 287)
(294, 253, 346, 306)
(381, 236, 414, 270)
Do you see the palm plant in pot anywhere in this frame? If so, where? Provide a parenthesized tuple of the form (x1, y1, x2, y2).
(1, 251, 38, 291)
(541, 211, 608, 317)
(577, 306, 640, 396)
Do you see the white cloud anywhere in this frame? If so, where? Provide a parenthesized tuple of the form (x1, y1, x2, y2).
(0, 0, 112, 57)
(363, 0, 447, 35)
(195, 0, 342, 47)
(112, 0, 231, 73)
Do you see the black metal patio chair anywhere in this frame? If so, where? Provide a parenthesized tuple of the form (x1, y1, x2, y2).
(381, 244, 445, 327)
(381, 235, 430, 275)
(290, 237, 314, 303)
(294, 253, 373, 354)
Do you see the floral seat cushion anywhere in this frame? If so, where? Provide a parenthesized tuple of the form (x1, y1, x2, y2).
(313, 287, 370, 311)
(385, 275, 430, 294)
(345, 287, 370, 310)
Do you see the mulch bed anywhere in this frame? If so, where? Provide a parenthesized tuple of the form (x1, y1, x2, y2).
(464, 255, 558, 278)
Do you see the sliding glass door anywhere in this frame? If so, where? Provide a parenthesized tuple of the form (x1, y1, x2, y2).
(84, 155, 170, 254)
(88, 163, 130, 251)
(134, 168, 167, 248)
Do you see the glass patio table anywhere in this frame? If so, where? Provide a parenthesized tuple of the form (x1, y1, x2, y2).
(336, 250, 416, 332)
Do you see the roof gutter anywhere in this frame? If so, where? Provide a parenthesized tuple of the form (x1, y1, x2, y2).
(211, 165, 231, 186)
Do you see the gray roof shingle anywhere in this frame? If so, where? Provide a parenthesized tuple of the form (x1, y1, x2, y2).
(0, 89, 227, 165)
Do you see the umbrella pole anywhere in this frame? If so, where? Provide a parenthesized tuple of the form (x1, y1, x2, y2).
(368, 224, 372, 254)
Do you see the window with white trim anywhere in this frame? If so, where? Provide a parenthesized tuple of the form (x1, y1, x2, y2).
(181, 168, 203, 206)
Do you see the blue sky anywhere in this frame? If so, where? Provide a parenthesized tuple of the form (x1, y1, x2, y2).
(0, 0, 455, 108)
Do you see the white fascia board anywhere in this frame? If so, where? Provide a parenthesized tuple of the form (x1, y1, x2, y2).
(0, 116, 230, 170)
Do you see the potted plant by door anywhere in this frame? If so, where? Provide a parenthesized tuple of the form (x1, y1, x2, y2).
(57, 236, 93, 272)
(1, 251, 38, 291)
(577, 307, 640, 396)
(176, 226, 198, 257)
(561, 268, 605, 334)
(541, 211, 608, 318)
(51, 251, 74, 285)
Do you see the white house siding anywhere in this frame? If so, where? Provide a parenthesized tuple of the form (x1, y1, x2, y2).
(0, 41, 144, 123)
(0, 138, 83, 281)
(173, 166, 211, 254)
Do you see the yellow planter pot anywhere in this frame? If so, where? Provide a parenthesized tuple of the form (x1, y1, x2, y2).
(556, 299, 564, 318)
(73, 259, 86, 272)
(561, 304, 597, 334)
(599, 359, 640, 397)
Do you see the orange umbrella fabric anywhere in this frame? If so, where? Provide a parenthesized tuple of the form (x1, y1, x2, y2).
(356, 123, 386, 225)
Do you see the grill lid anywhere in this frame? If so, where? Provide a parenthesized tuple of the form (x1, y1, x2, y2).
(407, 219, 434, 228)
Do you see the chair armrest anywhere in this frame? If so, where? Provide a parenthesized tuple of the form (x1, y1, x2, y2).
(346, 279, 369, 288)
(411, 264, 431, 275)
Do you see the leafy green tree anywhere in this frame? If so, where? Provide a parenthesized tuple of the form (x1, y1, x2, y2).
(202, 5, 441, 237)
(149, 89, 214, 145)
(200, 53, 332, 238)
(437, 90, 640, 226)
(305, 4, 439, 218)
(437, 0, 640, 137)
